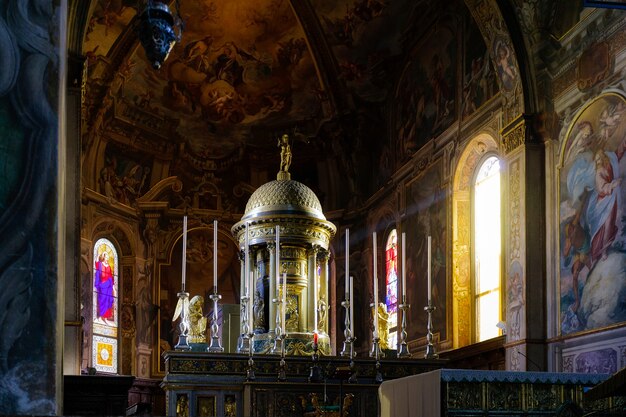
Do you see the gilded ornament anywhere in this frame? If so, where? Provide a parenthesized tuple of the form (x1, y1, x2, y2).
(187, 295, 207, 344)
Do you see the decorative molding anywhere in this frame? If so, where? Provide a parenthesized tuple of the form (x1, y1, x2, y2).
(502, 119, 527, 154)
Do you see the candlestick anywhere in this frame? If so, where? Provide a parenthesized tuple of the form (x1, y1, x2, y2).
(207, 291, 224, 352)
(213, 220, 218, 290)
(309, 332, 322, 383)
(345, 228, 349, 299)
(397, 297, 411, 358)
(402, 232, 406, 298)
(181, 215, 187, 291)
(424, 300, 438, 359)
(340, 275, 356, 358)
(427, 236, 432, 305)
(373, 232, 378, 337)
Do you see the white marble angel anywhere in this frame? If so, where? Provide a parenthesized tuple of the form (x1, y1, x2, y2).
(172, 295, 190, 337)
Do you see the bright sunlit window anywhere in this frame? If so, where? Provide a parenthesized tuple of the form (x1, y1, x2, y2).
(474, 156, 501, 342)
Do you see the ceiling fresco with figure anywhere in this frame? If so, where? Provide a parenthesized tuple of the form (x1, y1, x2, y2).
(80, 0, 512, 213)
(83, 0, 435, 154)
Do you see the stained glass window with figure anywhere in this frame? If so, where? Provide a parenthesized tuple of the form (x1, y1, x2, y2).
(385, 229, 398, 348)
(92, 238, 119, 373)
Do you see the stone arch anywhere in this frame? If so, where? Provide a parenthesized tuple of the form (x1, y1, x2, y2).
(452, 133, 500, 348)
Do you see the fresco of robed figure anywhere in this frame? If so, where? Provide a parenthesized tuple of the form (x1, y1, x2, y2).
(559, 93, 626, 335)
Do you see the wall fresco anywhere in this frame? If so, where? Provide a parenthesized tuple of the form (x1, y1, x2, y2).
(559, 93, 626, 335)
(404, 159, 448, 342)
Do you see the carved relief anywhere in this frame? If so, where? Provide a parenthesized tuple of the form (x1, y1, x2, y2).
(508, 159, 522, 262)
(503, 121, 527, 154)
(506, 260, 525, 342)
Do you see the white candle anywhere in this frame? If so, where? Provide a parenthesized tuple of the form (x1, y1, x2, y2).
(345, 228, 350, 299)
(276, 225, 280, 298)
(402, 232, 406, 300)
(349, 275, 354, 336)
(213, 220, 218, 290)
(245, 223, 249, 297)
(373, 232, 378, 336)
(427, 235, 432, 303)
(181, 215, 187, 291)
(282, 272, 287, 333)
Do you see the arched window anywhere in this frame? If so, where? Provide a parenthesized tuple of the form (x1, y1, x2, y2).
(473, 156, 502, 342)
(385, 230, 398, 348)
(92, 238, 119, 373)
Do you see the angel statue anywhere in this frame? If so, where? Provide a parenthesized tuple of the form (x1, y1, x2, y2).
(188, 295, 207, 344)
(172, 295, 190, 339)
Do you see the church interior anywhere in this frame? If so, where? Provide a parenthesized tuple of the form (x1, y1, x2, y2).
(2, 0, 626, 415)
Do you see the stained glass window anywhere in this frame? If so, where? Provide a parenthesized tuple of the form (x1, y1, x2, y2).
(385, 229, 398, 348)
(474, 156, 501, 342)
(92, 238, 119, 373)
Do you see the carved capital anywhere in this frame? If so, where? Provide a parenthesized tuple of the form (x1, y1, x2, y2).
(501, 115, 538, 154)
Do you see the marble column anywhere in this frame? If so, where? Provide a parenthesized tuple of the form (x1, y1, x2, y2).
(0, 0, 66, 413)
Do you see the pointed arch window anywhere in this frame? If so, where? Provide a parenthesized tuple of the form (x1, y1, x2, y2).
(92, 238, 119, 373)
(385, 229, 398, 348)
(473, 156, 502, 342)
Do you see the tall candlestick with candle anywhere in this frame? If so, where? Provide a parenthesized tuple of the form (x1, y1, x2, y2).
(424, 234, 438, 359)
(208, 219, 224, 352)
(397, 232, 411, 357)
(370, 232, 382, 358)
(175, 215, 191, 350)
(239, 222, 252, 354)
(340, 229, 354, 357)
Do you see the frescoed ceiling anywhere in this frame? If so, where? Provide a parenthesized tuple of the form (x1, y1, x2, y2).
(80, 0, 439, 210)
(76, 0, 551, 212)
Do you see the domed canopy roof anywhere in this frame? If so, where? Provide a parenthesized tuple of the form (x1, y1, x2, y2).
(242, 178, 326, 220)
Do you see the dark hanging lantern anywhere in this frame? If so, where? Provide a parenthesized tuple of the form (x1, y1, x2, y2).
(137, 1, 183, 70)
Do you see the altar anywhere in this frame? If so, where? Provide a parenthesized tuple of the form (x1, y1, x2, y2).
(161, 351, 446, 416)
(162, 146, 450, 417)
(378, 369, 613, 417)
